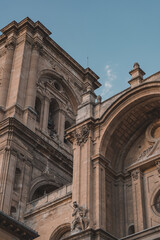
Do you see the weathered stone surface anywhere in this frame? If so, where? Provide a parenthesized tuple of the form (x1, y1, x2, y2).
(0, 18, 160, 240)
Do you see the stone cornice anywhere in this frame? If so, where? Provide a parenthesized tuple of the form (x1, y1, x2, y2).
(0, 210, 39, 239)
(0, 117, 73, 175)
(0, 17, 51, 37)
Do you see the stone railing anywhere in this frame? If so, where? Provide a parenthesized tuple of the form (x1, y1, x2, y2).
(25, 184, 72, 215)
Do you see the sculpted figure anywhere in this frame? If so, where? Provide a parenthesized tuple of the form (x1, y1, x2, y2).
(71, 201, 89, 232)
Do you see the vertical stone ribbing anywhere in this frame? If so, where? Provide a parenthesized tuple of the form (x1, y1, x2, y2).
(25, 42, 41, 109)
(0, 41, 15, 108)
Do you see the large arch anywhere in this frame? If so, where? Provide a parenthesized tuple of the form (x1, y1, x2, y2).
(99, 81, 160, 172)
(49, 223, 71, 240)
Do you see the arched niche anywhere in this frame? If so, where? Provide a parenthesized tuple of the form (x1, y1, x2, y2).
(128, 224, 135, 235)
(49, 223, 71, 240)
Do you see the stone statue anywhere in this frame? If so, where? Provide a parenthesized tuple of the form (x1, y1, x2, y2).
(71, 201, 89, 232)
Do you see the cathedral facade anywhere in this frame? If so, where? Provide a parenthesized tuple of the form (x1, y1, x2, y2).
(0, 18, 160, 240)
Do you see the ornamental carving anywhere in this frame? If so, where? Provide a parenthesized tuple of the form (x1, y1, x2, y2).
(138, 145, 153, 160)
(75, 125, 89, 146)
(71, 201, 89, 232)
(131, 169, 140, 181)
(5, 40, 16, 50)
(155, 160, 160, 177)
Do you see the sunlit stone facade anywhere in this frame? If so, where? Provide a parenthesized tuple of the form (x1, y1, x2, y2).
(0, 18, 160, 240)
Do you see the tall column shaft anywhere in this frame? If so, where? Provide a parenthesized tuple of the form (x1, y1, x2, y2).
(92, 157, 106, 230)
(131, 168, 146, 232)
(42, 96, 50, 133)
(25, 42, 41, 109)
(0, 41, 15, 108)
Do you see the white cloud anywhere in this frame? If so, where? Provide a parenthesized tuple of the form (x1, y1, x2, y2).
(101, 64, 117, 97)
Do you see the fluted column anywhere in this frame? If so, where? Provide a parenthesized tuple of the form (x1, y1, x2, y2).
(25, 41, 41, 109)
(0, 40, 15, 108)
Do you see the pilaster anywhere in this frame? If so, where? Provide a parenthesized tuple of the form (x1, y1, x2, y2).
(131, 168, 146, 232)
(0, 38, 16, 110)
(25, 41, 42, 109)
(92, 154, 107, 230)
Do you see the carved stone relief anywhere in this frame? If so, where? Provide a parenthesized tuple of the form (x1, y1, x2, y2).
(71, 201, 89, 232)
(155, 160, 160, 177)
(131, 169, 140, 181)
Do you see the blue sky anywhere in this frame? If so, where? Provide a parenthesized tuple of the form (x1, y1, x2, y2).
(0, 0, 160, 100)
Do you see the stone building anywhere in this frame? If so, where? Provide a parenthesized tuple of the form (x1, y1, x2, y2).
(0, 17, 160, 240)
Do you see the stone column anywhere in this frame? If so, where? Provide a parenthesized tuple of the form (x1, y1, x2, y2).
(131, 168, 146, 232)
(72, 124, 92, 211)
(42, 96, 50, 133)
(25, 41, 41, 109)
(92, 155, 106, 230)
(0, 40, 15, 109)
(58, 110, 65, 142)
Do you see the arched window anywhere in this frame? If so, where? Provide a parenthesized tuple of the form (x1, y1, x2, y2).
(31, 184, 58, 201)
(10, 206, 17, 219)
(48, 99, 59, 137)
(128, 224, 135, 235)
(13, 168, 21, 192)
(35, 97, 41, 122)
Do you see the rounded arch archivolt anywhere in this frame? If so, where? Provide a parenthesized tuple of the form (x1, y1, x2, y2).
(98, 82, 160, 172)
(49, 223, 71, 240)
(29, 176, 60, 202)
(37, 69, 79, 113)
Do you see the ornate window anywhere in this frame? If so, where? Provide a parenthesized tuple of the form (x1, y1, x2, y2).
(153, 190, 160, 213)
